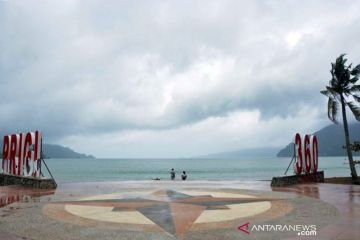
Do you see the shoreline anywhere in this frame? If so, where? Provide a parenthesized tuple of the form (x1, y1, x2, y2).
(49, 176, 357, 185)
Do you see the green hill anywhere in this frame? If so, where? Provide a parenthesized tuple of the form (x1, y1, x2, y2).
(0, 140, 94, 159)
(41, 144, 95, 159)
(277, 123, 360, 157)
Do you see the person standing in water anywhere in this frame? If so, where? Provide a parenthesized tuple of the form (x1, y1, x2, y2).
(170, 168, 176, 180)
(181, 171, 187, 180)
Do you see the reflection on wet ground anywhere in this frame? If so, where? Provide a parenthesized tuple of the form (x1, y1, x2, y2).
(0, 185, 55, 208)
(272, 183, 360, 240)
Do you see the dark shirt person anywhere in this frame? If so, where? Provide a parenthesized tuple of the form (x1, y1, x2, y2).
(170, 168, 176, 180)
(181, 171, 187, 180)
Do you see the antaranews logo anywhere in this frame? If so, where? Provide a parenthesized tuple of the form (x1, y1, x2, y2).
(238, 222, 317, 236)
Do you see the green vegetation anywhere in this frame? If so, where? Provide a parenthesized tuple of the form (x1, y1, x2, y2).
(349, 141, 360, 152)
(277, 123, 360, 157)
(321, 54, 360, 184)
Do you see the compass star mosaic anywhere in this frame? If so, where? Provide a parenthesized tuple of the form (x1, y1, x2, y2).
(43, 189, 293, 238)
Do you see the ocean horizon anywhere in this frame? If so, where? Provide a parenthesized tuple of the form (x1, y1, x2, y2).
(43, 156, 352, 183)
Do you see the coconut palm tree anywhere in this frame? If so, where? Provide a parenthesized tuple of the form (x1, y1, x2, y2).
(321, 54, 360, 184)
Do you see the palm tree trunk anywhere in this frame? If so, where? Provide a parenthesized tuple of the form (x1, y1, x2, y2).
(340, 94, 359, 184)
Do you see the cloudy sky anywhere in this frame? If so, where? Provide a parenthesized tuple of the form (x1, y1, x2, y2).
(1, 0, 360, 158)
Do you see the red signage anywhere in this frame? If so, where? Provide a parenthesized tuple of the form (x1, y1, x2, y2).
(293, 133, 318, 175)
(2, 131, 42, 178)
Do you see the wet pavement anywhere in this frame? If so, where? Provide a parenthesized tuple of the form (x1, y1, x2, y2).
(0, 181, 359, 239)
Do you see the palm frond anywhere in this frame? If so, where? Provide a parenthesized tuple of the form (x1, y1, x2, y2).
(354, 95, 360, 103)
(331, 54, 355, 90)
(350, 84, 360, 93)
(334, 55, 346, 78)
(351, 64, 360, 75)
(330, 63, 337, 86)
(335, 54, 346, 66)
(323, 54, 360, 123)
(326, 86, 338, 94)
(328, 97, 339, 123)
(320, 90, 330, 97)
(349, 76, 359, 84)
(346, 101, 360, 121)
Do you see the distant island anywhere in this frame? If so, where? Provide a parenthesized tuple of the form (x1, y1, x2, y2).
(277, 123, 360, 157)
(0, 141, 95, 159)
(197, 123, 360, 159)
(42, 144, 95, 159)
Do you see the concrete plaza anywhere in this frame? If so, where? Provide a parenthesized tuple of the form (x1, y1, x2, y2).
(0, 180, 359, 239)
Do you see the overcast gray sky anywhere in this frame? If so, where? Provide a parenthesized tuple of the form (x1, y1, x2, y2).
(1, 0, 360, 158)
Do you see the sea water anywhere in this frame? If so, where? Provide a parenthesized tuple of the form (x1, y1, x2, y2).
(43, 157, 355, 183)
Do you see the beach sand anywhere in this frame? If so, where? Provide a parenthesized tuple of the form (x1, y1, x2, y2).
(0, 180, 359, 240)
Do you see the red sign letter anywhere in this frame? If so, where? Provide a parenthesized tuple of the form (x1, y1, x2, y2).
(303, 135, 311, 174)
(2, 136, 10, 173)
(294, 133, 303, 174)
